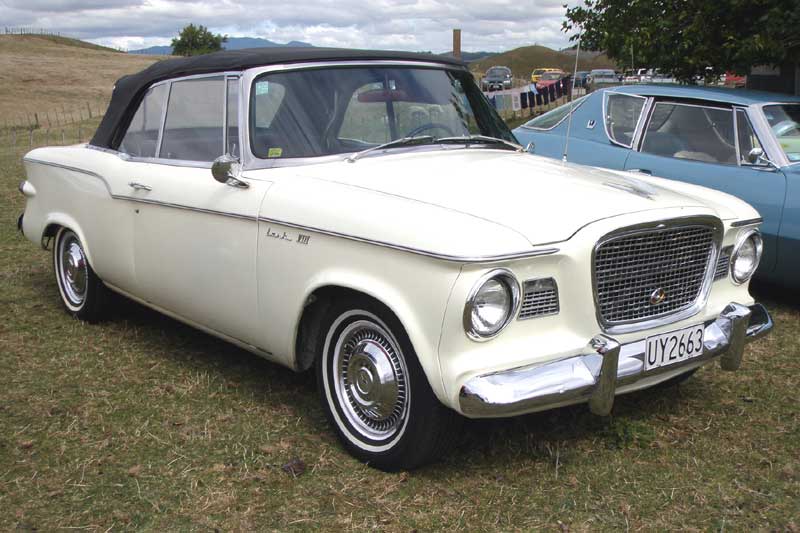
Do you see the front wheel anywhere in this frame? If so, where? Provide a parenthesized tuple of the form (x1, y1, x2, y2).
(53, 227, 110, 322)
(316, 298, 461, 470)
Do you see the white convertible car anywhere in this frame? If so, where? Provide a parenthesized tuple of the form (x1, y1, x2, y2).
(17, 48, 772, 470)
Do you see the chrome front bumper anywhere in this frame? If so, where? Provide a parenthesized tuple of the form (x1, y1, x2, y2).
(459, 302, 773, 418)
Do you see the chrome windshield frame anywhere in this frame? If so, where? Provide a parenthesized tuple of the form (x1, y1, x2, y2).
(240, 60, 483, 171)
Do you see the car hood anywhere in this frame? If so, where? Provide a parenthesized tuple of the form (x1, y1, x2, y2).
(293, 149, 734, 246)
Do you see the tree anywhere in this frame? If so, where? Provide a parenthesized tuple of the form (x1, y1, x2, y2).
(171, 24, 227, 56)
(563, 0, 800, 82)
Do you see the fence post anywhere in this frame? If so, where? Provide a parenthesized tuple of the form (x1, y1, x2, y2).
(87, 102, 93, 119)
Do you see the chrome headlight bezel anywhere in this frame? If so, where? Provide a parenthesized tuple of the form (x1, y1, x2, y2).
(730, 228, 763, 285)
(463, 268, 521, 341)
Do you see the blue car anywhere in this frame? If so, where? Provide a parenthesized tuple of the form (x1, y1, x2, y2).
(513, 85, 800, 286)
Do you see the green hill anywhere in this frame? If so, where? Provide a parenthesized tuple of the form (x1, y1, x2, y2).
(472, 45, 617, 78)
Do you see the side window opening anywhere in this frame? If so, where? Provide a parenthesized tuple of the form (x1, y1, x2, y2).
(735, 108, 762, 165)
(119, 83, 168, 158)
(640, 102, 736, 164)
(160, 76, 225, 162)
(604, 92, 646, 147)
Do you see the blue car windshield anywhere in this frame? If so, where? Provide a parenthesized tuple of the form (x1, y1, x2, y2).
(763, 104, 800, 162)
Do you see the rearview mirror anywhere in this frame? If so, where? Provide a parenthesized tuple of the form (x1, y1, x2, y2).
(212, 154, 248, 188)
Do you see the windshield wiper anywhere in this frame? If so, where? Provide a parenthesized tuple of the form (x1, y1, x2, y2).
(435, 135, 524, 152)
(345, 135, 435, 163)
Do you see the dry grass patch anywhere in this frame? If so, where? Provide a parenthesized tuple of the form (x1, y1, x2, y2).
(0, 35, 161, 123)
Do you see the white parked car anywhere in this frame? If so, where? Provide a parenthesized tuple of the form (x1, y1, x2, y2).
(17, 48, 773, 470)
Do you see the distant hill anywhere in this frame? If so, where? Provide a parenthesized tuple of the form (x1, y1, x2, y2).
(439, 51, 498, 63)
(129, 36, 314, 55)
(472, 44, 617, 77)
(0, 34, 160, 119)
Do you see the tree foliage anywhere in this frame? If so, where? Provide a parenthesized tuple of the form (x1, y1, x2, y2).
(564, 0, 800, 81)
(171, 24, 228, 56)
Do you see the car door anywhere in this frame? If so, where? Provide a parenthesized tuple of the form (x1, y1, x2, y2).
(122, 74, 271, 346)
(624, 101, 786, 272)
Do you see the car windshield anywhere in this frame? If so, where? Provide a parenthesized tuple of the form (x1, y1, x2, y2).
(763, 104, 800, 162)
(533, 69, 545, 76)
(249, 66, 515, 160)
(541, 72, 562, 80)
(486, 68, 509, 78)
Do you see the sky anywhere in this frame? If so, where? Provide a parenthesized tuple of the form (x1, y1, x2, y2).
(1, 0, 582, 52)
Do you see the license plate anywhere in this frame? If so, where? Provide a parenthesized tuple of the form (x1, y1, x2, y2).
(644, 324, 705, 371)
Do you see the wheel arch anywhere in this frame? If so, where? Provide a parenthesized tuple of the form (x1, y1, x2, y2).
(292, 278, 448, 404)
(41, 214, 98, 268)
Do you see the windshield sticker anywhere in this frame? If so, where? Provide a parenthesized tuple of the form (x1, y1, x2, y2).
(255, 81, 271, 95)
(267, 147, 283, 158)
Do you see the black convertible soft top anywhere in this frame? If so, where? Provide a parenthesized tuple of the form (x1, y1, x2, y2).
(90, 47, 466, 149)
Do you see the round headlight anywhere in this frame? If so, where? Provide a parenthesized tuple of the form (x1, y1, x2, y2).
(464, 269, 520, 340)
(730, 229, 763, 284)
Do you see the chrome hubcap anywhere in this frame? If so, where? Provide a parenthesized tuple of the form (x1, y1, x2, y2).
(334, 320, 408, 440)
(58, 234, 87, 305)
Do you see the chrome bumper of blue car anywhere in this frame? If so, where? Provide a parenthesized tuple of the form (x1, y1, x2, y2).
(459, 302, 773, 418)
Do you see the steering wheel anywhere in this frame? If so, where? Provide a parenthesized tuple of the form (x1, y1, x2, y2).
(406, 122, 456, 138)
(773, 120, 800, 137)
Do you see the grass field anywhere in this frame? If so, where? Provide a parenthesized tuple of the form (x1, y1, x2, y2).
(1, 119, 799, 531)
(0, 35, 160, 126)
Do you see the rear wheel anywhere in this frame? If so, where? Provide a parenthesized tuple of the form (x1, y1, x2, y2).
(53, 227, 110, 322)
(316, 297, 461, 471)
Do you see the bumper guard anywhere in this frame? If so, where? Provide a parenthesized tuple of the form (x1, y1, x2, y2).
(459, 302, 773, 418)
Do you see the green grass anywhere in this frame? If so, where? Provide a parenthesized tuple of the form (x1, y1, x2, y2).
(1, 122, 799, 531)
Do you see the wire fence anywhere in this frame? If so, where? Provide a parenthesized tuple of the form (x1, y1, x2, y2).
(2, 99, 109, 133)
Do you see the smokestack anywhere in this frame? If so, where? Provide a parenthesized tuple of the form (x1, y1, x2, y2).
(452, 29, 461, 60)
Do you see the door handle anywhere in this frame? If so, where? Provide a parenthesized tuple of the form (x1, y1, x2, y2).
(128, 181, 152, 191)
(628, 168, 652, 175)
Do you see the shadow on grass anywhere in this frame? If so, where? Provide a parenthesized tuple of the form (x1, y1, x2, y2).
(22, 267, 760, 472)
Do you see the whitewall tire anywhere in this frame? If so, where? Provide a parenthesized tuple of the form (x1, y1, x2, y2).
(53, 227, 110, 322)
(316, 297, 461, 470)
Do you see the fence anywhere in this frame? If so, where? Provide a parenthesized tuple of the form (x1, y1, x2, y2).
(2, 99, 109, 132)
(484, 78, 585, 121)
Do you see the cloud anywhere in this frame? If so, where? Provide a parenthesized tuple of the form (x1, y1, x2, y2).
(2, 0, 581, 52)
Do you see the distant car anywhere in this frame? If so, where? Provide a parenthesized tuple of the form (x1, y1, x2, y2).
(724, 72, 747, 88)
(586, 69, 618, 90)
(512, 84, 800, 286)
(535, 70, 566, 91)
(531, 67, 561, 83)
(481, 66, 512, 91)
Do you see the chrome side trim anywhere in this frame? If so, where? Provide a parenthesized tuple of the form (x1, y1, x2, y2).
(731, 217, 763, 227)
(23, 157, 114, 196)
(112, 195, 257, 222)
(258, 216, 560, 263)
(459, 302, 770, 418)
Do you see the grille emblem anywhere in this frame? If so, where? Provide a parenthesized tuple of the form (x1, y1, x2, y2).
(649, 288, 667, 306)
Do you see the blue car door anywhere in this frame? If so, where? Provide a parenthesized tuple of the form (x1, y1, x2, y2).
(624, 102, 786, 273)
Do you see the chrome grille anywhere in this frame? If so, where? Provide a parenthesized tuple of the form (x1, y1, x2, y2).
(715, 246, 732, 280)
(594, 224, 716, 326)
(519, 278, 559, 320)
